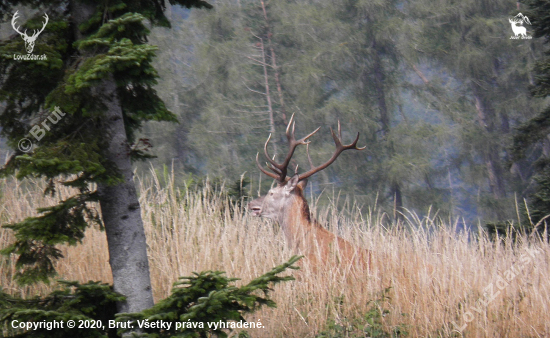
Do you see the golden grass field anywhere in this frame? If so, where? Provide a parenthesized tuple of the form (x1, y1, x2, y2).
(0, 172, 549, 337)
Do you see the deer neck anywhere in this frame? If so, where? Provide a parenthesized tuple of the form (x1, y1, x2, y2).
(280, 191, 317, 248)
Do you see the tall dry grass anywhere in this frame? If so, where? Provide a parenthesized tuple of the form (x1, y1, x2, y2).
(0, 172, 549, 337)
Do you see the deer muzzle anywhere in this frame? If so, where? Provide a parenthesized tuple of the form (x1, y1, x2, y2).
(248, 196, 264, 217)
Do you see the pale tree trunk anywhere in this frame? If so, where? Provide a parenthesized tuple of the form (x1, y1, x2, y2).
(260, 0, 287, 123)
(71, 1, 154, 314)
(247, 34, 277, 155)
(96, 77, 154, 313)
(259, 37, 277, 155)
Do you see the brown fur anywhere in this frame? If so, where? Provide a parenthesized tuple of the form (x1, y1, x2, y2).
(279, 184, 372, 271)
(250, 179, 439, 279)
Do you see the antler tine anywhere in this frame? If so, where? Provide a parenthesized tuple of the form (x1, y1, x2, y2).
(298, 121, 365, 181)
(258, 113, 321, 182)
(255, 153, 280, 180)
(285, 112, 295, 136)
(350, 132, 367, 150)
(280, 124, 320, 167)
(276, 116, 320, 179)
(262, 132, 292, 180)
(263, 133, 276, 166)
(32, 13, 48, 38)
(268, 163, 283, 174)
(11, 11, 24, 35)
(267, 151, 283, 174)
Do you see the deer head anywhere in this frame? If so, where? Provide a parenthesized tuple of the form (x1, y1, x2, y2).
(249, 175, 307, 223)
(249, 114, 365, 223)
(11, 11, 49, 54)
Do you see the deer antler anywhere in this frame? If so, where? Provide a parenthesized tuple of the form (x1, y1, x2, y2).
(256, 115, 365, 182)
(298, 120, 366, 181)
(256, 113, 320, 182)
(11, 12, 48, 38)
(32, 13, 49, 38)
(11, 11, 25, 36)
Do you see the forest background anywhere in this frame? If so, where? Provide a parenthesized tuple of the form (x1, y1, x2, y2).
(0, 0, 546, 229)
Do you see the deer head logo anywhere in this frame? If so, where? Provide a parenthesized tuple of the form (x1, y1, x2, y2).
(509, 13, 531, 39)
(11, 11, 49, 54)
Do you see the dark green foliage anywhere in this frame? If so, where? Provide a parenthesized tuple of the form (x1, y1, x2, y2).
(484, 221, 526, 242)
(513, 108, 550, 161)
(407, 0, 539, 222)
(315, 288, 408, 338)
(0, 280, 125, 338)
(185, 175, 250, 204)
(117, 255, 301, 338)
(523, 166, 550, 232)
(0, 0, 211, 284)
(523, 0, 550, 43)
(0, 256, 300, 338)
(0, 192, 100, 284)
(511, 0, 550, 233)
(224, 176, 250, 203)
(201, 176, 251, 211)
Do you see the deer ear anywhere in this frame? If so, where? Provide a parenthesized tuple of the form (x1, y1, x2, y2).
(284, 175, 300, 193)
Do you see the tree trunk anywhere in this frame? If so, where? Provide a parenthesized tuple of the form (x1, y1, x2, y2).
(392, 181, 403, 222)
(71, 1, 154, 314)
(96, 77, 154, 313)
(373, 47, 390, 137)
(260, 0, 287, 123)
(372, 41, 403, 221)
(473, 87, 507, 200)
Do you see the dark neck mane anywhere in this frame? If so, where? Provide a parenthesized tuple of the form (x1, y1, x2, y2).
(293, 186, 322, 228)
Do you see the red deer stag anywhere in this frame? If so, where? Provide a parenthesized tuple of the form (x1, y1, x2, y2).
(249, 114, 371, 270)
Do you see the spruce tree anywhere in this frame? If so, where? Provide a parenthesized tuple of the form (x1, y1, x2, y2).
(407, 0, 540, 221)
(513, 0, 550, 233)
(0, 0, 211, 314)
